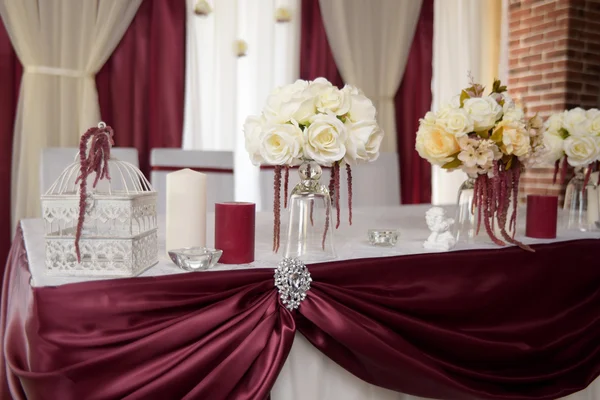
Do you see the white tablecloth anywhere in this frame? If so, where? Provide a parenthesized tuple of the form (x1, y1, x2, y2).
(23, 205, 600, 288)
(20, 205, 600, 399)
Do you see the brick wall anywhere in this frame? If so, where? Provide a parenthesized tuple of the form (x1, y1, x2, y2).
(508, 0, 600, 202)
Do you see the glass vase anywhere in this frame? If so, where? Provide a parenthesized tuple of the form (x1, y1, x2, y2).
(454, 176, 478, 243)
(284, 160, 336, 261)
(454, 175, 515, 244)
(564, 167, 599, 231)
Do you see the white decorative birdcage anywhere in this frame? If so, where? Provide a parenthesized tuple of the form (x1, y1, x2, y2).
(42, 152, 158, 277)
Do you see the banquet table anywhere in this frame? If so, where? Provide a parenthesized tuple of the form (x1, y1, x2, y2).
(2, 205, 599, 400)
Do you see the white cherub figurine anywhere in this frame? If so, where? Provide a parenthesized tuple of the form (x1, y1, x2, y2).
(423, 207, 456, 251)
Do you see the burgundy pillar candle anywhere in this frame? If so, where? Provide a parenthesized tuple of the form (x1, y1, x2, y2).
(215, 202, 255, 264)
(526, 195, 558, 239)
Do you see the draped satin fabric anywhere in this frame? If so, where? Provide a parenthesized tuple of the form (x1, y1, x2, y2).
(2, 228, 599, 400)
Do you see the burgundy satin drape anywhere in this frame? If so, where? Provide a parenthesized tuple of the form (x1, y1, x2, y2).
(96, 0, 186, 176)
(300, 0, 433, 204)
(3, 228, 599, 400)
(0, 19, 22, 270)
(299, 0, 344, 90)
(395, 0, 433, 204)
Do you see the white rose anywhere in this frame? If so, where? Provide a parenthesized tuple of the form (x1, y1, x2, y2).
(309, 79, 350, 116)
(264, 81, 316, 125)
(544, 113, 565, 135)
(344, 120, 381, 164)
(437, 108, 474, 137)
(259, 122, 304, 165)
(304, 114, 347, 164)
(244, 115, 265, 165)
(503, 106, 525, 123)
(564, 136, 600, 167)
(586, 108, 600, 135)
(342, 84, 363, 96)
(543, 134, 565, 163)
(463, 97, 503, 132)
(342, 86, 376, 122)
(563, 108, 590, 137)
(499, 121, 531, 157)
(415, 123, 460, 166)
(365, 126, 384, 162)
(502, 93, 515, 112)
(421, 111, 437, 127)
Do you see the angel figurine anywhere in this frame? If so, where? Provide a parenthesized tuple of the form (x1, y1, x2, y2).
(423, 207, 456, 251)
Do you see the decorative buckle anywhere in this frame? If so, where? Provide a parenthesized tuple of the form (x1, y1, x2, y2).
(274, 258, 312, 310)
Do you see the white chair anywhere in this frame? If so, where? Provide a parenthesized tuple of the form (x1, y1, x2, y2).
(150, 149, 234, 213)
(258, 152, 400, 211)
(338, 152, 401, 208)
(40, 147, 139, 195)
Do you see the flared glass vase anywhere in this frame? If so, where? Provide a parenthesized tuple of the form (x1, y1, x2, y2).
(564, 167, 599, 231)
(284, 160, 336, 262)
(454, 177, 477, 243)
(454, 175, 515, 244)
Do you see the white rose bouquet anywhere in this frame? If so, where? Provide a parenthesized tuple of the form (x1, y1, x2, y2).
(542, 107, 600, 186)
(416, 78, 542, 250)
(244, 77, 383, 251)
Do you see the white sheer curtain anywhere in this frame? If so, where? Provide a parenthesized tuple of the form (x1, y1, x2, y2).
(431, 0, 501, 204)
(0, 0, 142, 232)
(318, 0, 422, 153)
(183, 0, 301, 207)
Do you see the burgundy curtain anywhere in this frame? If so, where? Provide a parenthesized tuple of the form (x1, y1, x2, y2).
(395, 0, 433, 204)
(299, 0, 344, 88)
(96, 0, 186, 176)
(0, 18, 22, 268)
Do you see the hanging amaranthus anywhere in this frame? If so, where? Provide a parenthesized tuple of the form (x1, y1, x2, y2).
(473, 159, 532, 251)
(74, 123, 114, 262)
(273, 165, 282, 252)
(346, 164, 353, 225)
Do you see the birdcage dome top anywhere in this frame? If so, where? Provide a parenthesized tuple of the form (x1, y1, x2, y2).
(44, 154, 154, 198)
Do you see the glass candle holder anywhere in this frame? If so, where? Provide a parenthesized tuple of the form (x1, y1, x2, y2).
(368, 229, 399, 247)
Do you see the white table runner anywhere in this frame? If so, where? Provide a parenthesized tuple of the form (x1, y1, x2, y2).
(22, 205, 600, 287)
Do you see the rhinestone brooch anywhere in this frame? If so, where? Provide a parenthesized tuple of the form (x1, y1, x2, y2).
(274, 258, 312, 310)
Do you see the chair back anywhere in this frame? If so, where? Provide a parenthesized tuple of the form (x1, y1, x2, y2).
(258, 152, 400, 212)
(150, 149, 234, 213)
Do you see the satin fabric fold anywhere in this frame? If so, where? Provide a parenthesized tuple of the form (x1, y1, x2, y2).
(298, 241, 600, 399)
(2, 227, 294, 400)
(2, 228, 599, 400)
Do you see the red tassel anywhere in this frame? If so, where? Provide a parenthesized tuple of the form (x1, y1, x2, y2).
(553, 159, 560, 184)
(328, 167, 335, 204)
(284, 166, 289, 208)
(346, 164, 353, 225)
(273, 166, 282, 252)
(74, 124, 114, 263)
(559, 157, 568, 185)
(334, 163, 341, 229)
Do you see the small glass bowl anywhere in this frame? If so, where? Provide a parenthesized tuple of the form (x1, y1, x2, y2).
(368, 229, 399, 247)
(168, 247, 223, 271)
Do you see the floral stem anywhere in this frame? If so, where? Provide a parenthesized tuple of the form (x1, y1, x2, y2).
(346, 164, 353, 225)
(273, 166, 282, 253)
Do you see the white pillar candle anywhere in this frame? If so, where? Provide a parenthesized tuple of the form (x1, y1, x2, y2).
(166, 169, 207, 252)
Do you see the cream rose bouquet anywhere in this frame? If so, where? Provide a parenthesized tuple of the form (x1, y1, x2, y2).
(244, 77, 383, 251)
(416, 79, 542, 250)
(542, 108, 600, 186)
